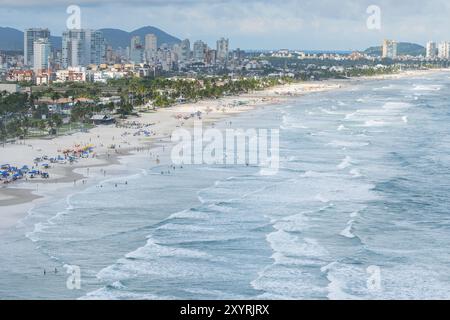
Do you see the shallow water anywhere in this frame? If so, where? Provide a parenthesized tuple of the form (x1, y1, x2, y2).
(1, 72, 450, 299)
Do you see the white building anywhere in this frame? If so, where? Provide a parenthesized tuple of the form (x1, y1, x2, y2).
(426, 41, 438, 59)
(130, 36, 144, 64)
(179, 39, 191, 63)
(33, 38, 51, 75)
(55, 67, 87, 83)
(382, 40, 397, 59)
(62, 29, 106, 68)
(144, 34, 158, 62)
(193, 40, 207, 63)
(438, 42, 450, 59)
(88, 70, 126, 83)
(24, 28, 50, 66)
(216, 38, 229, 63)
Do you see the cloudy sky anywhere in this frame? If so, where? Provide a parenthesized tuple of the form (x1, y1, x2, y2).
(1, 0, 450, 50)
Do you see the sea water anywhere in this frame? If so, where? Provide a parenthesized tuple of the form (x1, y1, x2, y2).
(1, 72, 450, 299)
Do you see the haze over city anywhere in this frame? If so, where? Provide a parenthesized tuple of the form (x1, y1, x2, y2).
(1, 0, 450, 50)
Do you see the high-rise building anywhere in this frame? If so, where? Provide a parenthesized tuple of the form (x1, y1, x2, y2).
(62, 29, 106, 68)
(438, 41, 450, 59)
(426, 42, 438, 59)
(216, 38, 229, 63)
(33, 38, 51, 75)
(130, 36, 144, 63)
(193, 40, 207, 63)
(382, 40, 397, 59)
(179, 39, 191, 63)
(144, 34, 158, 62)
(24, 28, 51, 66)
(205, 49, 217, 65)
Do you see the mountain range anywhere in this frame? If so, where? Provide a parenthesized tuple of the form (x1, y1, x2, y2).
(0, 26, 181, 51)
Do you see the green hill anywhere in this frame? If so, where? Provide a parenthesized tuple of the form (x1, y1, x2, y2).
(365, 42, 426, 57)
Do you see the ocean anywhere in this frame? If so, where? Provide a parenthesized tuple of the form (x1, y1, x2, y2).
(1, 72, 450, 299)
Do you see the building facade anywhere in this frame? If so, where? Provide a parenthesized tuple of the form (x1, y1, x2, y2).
(24, 28, 51, 66)
(179, 39, 191, 63)
(382, 40, 397, 59)
(426, 41, 437, 59)
(144, 34, 158, 62)
(62, 29, 106, 68)
(193, 40, 207, 63)
(33, 38, 52, 75)
(216, 38, 229, 63)
(438, 42, 450, 59)
(130, 36, 144, 64)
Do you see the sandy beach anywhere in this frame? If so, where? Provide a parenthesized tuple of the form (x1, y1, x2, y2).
(0, 69, 445, 231)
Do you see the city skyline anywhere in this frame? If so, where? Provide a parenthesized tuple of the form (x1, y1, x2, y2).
(1, 0, 450, 50)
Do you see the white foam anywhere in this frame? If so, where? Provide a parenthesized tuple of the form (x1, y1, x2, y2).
(315, 194, 330, 203)
(413, 84, 442, 91)
(337, 156, 353, 170)
(382, 102, 412, 110)
(328, 140, 369, 148)
(363, 120, 387, 127)
(340, 220, 356, 239)
(350, 168, 362, 178)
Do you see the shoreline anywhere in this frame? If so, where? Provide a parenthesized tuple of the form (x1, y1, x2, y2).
(0, 68, 448, 232)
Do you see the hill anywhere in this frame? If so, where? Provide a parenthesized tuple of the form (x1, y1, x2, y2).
(0, 27, 23, 51)
(100, 26, 181, 49)
(364, 42, 426, 57)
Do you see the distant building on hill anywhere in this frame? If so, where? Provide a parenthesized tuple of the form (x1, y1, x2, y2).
(438, 41, 450, 59)
(382, 39, 397, 59)
(426, 41, 438, 59)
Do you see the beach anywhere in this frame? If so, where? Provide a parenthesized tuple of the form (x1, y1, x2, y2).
(1, 68, 450, 299)
(0, 69, 444, 232)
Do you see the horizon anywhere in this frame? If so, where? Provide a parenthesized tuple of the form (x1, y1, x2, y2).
(0, 25, 433, 52)
(0, 0, 449, 50)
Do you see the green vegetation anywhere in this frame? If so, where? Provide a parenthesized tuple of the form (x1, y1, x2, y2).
(364, 42, 426, 57)
(0, 76, 292, 143)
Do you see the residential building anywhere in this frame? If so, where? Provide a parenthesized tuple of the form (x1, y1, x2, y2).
(55, 67, 86, 83)
(438, 41, 450, 59)
(193, 40, 207, 63)
(62, 29, 106, 68)
(6, 70, 33, 82)
(426, 41, 438, 59)
(130, 36, 144, 63)
(33, 38, 51, 75)
(179, 39, 191, 63)
(216, 38, 229, 63)
(382, 40, 397, 59)
(144, 34, 158, 62)
(24, 28, 51, 66)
